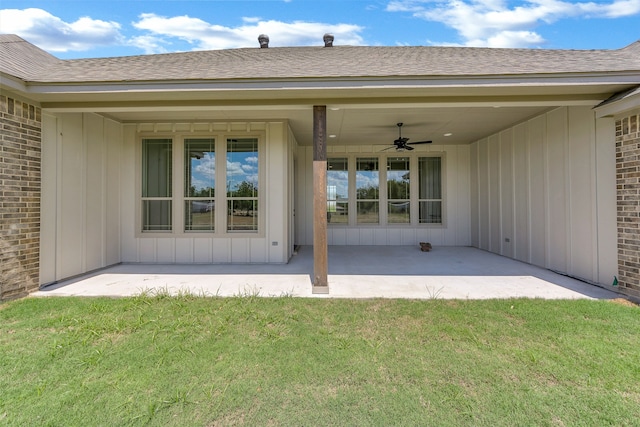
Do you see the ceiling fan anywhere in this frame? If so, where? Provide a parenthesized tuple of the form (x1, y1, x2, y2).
(383, 122, 432, 151)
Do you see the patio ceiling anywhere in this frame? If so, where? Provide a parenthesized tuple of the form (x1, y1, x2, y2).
(36, 80, 635, 146)
(106, 104, 553, 146)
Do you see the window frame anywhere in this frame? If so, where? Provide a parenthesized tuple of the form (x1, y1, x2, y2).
(326, 152, 445, 228)
(387, 156, 411, 224)
(355, 157, 381, 224)
(417, 156, 444, 225)
(327, 157, 350, 225)
(184, 137, 216, 232)
(225, 137, 260, 233)
(136, 132, 265, 238)
(141, 137, 173, 232)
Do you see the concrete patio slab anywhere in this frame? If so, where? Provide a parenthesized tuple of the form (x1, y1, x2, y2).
(34, 246, 620, 300)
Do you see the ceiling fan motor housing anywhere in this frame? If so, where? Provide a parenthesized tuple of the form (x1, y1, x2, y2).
(392, 122, 431, 150)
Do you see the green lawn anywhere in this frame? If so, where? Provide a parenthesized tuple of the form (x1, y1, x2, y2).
(1, 295, 639, 426)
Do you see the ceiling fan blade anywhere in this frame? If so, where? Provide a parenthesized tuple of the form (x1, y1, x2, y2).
(390, 123, 430, 150)
(380, 146, 396, 151)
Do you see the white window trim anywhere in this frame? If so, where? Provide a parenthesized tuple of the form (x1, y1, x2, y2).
(415, 155, 446, 226)
(327, 152, 446, 228)
(135, 132, 266, 238)
(386, 156, 411, 225)
(355, 156, 381, 225)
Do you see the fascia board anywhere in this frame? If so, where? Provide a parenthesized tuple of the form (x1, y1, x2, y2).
(595, 88, 640, 118)
(21, 72, 640, 95)
(0, 72, 29, 94)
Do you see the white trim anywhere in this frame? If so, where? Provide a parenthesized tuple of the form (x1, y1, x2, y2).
(594, 89, 640, 118)
(135, 131, 266, 239)
(326, 152, 446, 228)
(23, 72, 640, 95)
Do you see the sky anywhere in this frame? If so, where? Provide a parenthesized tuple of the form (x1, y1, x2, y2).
(0, 0, 639, 59)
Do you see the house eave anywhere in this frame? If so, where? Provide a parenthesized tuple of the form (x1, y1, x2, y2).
(0, 72, 29, 94)
(594, 86, 640, 118)
(14, 72, 639, 107)
(24, 71, 640, 90)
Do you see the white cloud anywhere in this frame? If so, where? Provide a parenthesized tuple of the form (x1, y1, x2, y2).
(386, 0, 640, 47)
(194, 154, 216, 180)
(226, 160, 245, 177)
(356, 172, 379, 190)
(242, 17, 262, 24)
(0, 8, 364, 55)
(131, 13, 364, 52)
(0, 8, 123, 52)
(464, 30, 545, 48)
(328, 171, 349, 197)
(191, 177, 214, 192)
(575, 0, 640, 17)
(129, 35, 170, 55)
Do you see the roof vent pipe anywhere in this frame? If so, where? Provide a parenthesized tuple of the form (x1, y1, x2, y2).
(323, 34, 334, 47)
(258, 34, 269, 48)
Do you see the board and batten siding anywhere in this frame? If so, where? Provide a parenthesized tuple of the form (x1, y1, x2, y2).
(470, 106, 617, 285)
(119, 121, 293, 264)
(41, 116, 295, 283)
(294, 144, 471, 246)
(40, 112, 122, 284)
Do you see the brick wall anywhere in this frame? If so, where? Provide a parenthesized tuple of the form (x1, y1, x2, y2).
(616, 112, 640, 300)
(0, 95, 41, 300)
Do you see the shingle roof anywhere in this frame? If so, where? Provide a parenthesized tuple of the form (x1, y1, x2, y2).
(2, 34, 640, 84)
(0, 34, 61, 80)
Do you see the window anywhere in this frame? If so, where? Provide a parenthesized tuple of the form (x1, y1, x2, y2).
(387, 157, 410, 224)
(418, 157, 442, 224)
(356, 158, 379, 224)
(140, 133, 261, 235)
(142, 138, 172, 231)
(327, 154, 443, 227)
(184, 138, 215, 231)
(327, 158, 349, 224)
(226, 138, 259, 232)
